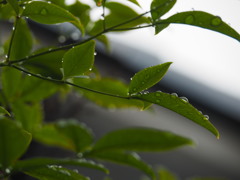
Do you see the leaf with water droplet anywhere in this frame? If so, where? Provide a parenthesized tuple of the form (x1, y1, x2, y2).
(133, 92, 219, 138)
(151, 0, 176, 22)
(22, 1, 84, 34)
(0, 118, 32, 168)
(63, 40, 95, 79)
(13, 158, 109, 174)
(129, 62, 172, 95)
(160, 11, 240, 41)
(86, 151, 155, 179)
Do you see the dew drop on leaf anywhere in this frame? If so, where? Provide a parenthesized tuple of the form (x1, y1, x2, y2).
(204, 115, 209, 120)
(180, 96, 188, 103)
(185, 15, 195, 24)
(155, 92, 161, 97)
(171, 93, 178, 97)
(156, 99, 160, 103)
(211, 16, 222, 26)
(40, 8, 48, 15)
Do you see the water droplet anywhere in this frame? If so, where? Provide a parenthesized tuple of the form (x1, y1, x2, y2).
(131, 152, 140, 160)
(204, 115, 209, 120)
(40, 8, 48, 15)
(141, 81, 145, 85)
(155, 92, 161, 97)
(94, 52, 97, 56)
(180, 97, 188, 103)
(71, 32, 80, 41)
(185, 15, 194, 24)
(5, 55, 8, 59)
(171, 93, 178, 97)
(73, 169, 79, 173)
(12, 26, 15, 30)
(60, 169, 71, 176)
(23, 6, 26, 9)
(130, 77, 133, 81)
(156, 99, 160, 103)
(211, 16, 222, 26)
(58, 35, 66, 43)
(5, 168, 11, 174)
(27, 74, 31, 76)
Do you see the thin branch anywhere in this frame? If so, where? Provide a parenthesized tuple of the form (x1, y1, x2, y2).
(10, 65, 130, 100)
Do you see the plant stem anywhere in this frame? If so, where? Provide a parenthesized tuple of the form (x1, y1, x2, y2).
(10, 65, 131, 100)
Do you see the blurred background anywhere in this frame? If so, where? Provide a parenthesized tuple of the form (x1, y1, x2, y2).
(1, 0, 240, 179)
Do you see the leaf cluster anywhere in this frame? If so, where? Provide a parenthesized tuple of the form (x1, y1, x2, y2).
(0, 0, 239, 179)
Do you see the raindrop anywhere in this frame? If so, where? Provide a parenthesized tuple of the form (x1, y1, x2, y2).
(71, 32, 80, 41)
(12, 27, 15, 30)
(155, 92, 161, 97)
(27, 74, 31, 76)
(211, 16, 222, 26)
(180, 96, 188, 103)
(94, 52, 97, 56)
(40, 8, 48, 15)
(130, 77, 133, 81)
(60, 169, 71, 176)
(23, 6, 26, 10)
(58, 35, 66, 43)
(184, 15, 195, 24)
(5, 168, 11, 174)
(5, 55, 8, 59)
(131, 152, 140, 160)
(156, 99, 160, 103)
(204, 115, 209, 120)
(171, 93, 178, 97)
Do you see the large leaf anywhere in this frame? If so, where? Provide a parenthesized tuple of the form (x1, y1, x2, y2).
(129, 62, 172, 95)
(11, 102, 43, 133)
(9, 18, 33, 60)
(62, 40, 95, 79)
(22, 1, 84, 33)
(151, 0, 176, 22)
(55, 120, 94, 153)
(87, 151, 155, 180)
(0, 118, 32, 168)
(6, 0, 19, 14)
(160, 11, 240, 41)
(90, 128, 193, 153)
(13, 158, 108, 174)
(22, 49, 66, 80)
(134, 92, 219, 138)
(73, 78, 146, 109)
(25, 166, 89, 180)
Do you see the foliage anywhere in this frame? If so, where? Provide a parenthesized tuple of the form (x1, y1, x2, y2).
(0, 0, 239, 179)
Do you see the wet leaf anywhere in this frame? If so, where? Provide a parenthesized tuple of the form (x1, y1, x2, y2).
(63, 40, 95, 79)
(129, 62, 172, 95)
(6, 0, 19, 14)
(135, 92, 219, 138)
(160, 11, 240, 41)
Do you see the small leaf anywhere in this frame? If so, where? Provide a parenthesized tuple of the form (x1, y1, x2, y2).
(9, 18, 33, 60)
(62, 40, 95, 79)
(0, 118, 32, 168)
(90, 128, 193, 153)
(155, 23, 169, 34)
(6, 0, 19, 14)
(55, 120, 94, 152)
(158, 168, 177, 180)
(87, 151, 155, 179)
(73, 78, 145, 109)
(0, 106, 11, 116)
(151, 0, 176, 22)
(129, 62, 172, 95)
(25, 166, 89, 180)
(22, 1, 84, 34)
(135, 92, 219, 138)
(11, 102, 43, 133)
(13, 158, 108, 174)
(161, 11, 240, 41)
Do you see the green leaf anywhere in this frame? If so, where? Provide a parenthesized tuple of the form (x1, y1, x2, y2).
(0, 106, 11, 116)
(22, 1, 84, 34)
(158, 168, 177, 180)
(0, 3, 16, 19)
(1, 67, 23, 102)
(129, 62, 172, 95)
(90, 128, 193, 153)
(13, 158, 108, 174)
(135, 92, 219, 138)
(25, 166, 89, 180)
(0, 118, 32, 168)
(87, 151, 155, 180)
(34, 124, 75, 151)
(6, 0, 19, 14)
(11, 102, 43, 133)
(155, 23, 169, 34)
(9, 18, 33, 60)
(22, 49, 66, 80)
(126, 0, 141, 7)
(161, 11, 240, 41)
(62, 40, 95, 79)
(55, 120, 94, 152)
(151, 0, 176, 22)
(73, 78, 145, 109)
